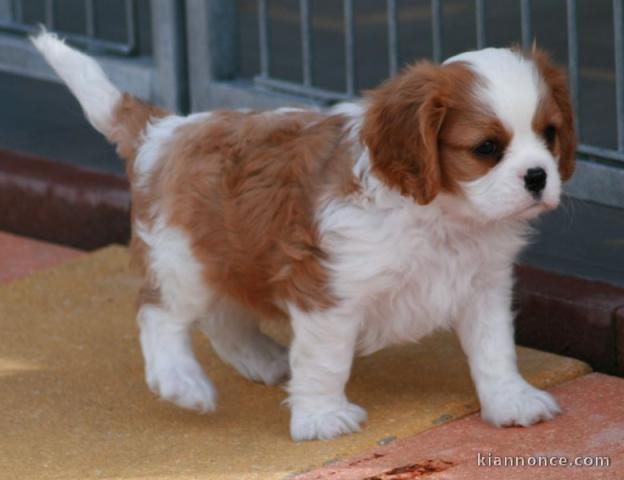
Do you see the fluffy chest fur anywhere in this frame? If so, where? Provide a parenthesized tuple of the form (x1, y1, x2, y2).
(319, 179, 529, 354)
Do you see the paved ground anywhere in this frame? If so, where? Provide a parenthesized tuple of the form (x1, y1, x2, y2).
(0, 232, 621, 479)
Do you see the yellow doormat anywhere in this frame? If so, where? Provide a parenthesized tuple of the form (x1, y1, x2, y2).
(0, 246, 590, 480)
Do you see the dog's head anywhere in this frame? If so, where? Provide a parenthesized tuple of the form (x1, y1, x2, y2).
(361, 47, 575, 222)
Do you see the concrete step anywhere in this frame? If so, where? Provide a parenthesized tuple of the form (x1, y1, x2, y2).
(0, 244, 591, 479)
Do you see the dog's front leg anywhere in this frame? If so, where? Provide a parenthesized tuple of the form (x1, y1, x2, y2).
(287, 305, 366, 441)
(455, 280, 561, 427)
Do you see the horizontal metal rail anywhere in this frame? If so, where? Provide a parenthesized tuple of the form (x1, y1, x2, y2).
(578, 143, 624, 164)
(255, 76, 353, 102)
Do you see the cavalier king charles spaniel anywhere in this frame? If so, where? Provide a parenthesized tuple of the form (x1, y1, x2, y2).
(34, 32, 575, 441)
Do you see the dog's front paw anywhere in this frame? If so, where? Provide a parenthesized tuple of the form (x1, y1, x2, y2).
(290, 400, 367, 441)
(480, 380, 561, 427)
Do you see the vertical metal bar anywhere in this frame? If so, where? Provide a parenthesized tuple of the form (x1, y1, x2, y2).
(44, 0, 54, 28)
(432, 0, 443, 62)
(300, 0, 312, 86)
(387, 0, 399, 76)
(614, 0, 624, 150)
(124, 0, 137, 53)
(151, 0, 190, 112)
(475, 0, 486, 49)
(85, 0, 96, 37)
(520, 0, 532, 50)
(0, 0, 14, 20)
(344, 0, 356, 96)
(258, 0, 270, 78)
(567, 0, 581, 139)
(186, 0, 239, 111)
(12, 0, 22, 22)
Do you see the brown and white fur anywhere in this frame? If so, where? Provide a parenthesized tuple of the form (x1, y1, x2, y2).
(33, 32, 575, 441)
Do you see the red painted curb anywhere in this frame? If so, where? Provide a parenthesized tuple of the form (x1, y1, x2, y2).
(616, 307, 624, 376)
(0, 149, 130, 250)
(515, 265, 624, 375)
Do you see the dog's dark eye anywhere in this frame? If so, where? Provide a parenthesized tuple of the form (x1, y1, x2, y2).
(543, 125, 557, 146)
(474, 140, 499, 157)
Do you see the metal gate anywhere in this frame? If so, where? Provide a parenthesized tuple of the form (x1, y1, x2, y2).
(185, 0, 624, 209)
(0, 0, 187, 112)
(0, 0, 622, 209)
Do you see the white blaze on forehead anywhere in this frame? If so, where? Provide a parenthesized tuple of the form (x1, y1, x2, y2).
(444, 48, 544, 137)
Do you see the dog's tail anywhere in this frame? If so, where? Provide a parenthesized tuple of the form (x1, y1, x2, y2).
(31, 31, 168, 164)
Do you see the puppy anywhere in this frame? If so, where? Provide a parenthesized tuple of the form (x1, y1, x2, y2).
(33, 32, 575, 441)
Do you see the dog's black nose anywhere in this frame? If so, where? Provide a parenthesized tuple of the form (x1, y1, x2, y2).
(524, 167, 547, 194)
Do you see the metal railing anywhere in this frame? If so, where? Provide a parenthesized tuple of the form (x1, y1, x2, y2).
(239, 0, 624, 208)
(0, 0, 139, 55)
(0, 0, 187, 112)
(249, 0, 624, 164)
(0, 0, 620, 207)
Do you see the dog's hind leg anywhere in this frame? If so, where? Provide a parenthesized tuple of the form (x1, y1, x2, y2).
(137, 222, 218, 413)
(138, 303, 217, 412)
(199, 299, 289, 386)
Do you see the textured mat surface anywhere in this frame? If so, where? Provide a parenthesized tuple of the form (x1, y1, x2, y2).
(0, 246, 590, 480)
(0, 231, 82, 283)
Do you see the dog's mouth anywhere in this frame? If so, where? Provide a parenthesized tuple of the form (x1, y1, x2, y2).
(514, 198, 559, 219)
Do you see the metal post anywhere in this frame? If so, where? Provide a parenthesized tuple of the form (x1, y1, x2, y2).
(566, 0, 581, 139)
(185, 0, 239, 111)
(258, 0, 270, 79)
(300, 0, 312, 87)
(11, 0, 22, 22)
(520, 0, 532, 50)
(344, 0, 356, 96)
(44, 0, 54, 28)
(387, 0, 399, 76)
(475, 0, 486, 49)
(85, 0, 96, 37)
(151, 0, 189, 113)
(614, 0, 624, 150)
(0, 0, 12, 19)
(432, 0, 443, 62)
(124, 0, 138, 54)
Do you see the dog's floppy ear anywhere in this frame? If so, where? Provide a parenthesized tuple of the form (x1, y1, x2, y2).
(362, 61, 447, 205)
(531, 48, 577, 181)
